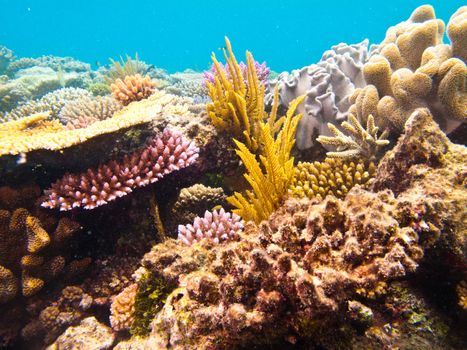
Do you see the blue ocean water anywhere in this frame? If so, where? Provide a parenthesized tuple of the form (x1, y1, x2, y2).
(0, 0, 464, 72)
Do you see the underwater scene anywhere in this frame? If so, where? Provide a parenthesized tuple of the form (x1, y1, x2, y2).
(0, 2, 466, 349)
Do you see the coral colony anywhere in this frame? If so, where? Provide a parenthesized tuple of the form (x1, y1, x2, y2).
(0, 4, 466, 350)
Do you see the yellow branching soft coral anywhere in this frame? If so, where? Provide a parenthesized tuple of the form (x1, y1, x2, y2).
(206, 37, 269, 153)
(457, 280, 467, 309)
(288, 158, 376, 200)
(317, 114, 389, 160)
(349, 5, 467, 134)
(227, 95, 304, 223)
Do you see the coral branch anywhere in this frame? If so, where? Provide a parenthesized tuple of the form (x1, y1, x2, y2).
(42, 129, 199, 210)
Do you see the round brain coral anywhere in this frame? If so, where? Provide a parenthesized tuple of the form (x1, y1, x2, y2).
(111, 74, 156, 105)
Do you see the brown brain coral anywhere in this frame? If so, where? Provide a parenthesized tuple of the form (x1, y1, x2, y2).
(350, 5, 467, 134)
(111, 74, 156, 105)
(0, 184, 84, 301)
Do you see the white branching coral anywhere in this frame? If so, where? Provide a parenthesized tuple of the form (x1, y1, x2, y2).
(317, 114, 389, 160)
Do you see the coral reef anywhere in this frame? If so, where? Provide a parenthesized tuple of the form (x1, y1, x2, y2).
(0, 45, 15, 74)
(177, 208, 244, 245)
(289, 158, 376, 200)
(111, 74, 156, 105)
(42, 128, 200, 210)
(349, 5, 467, 134)
(58, 95, 123, 129)
(317, 114, 389, 160)
(266, 40, 371, 150)
(104, 54, 149, 84)
(113, 105, 465, 349)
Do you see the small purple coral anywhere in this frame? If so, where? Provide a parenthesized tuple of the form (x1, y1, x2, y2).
(178, 208, 244, 246)
(203, 60, 270, 86)
(42, 129, 199, 211)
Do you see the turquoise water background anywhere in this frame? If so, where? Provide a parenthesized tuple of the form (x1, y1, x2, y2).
(0, 1, 464, 72)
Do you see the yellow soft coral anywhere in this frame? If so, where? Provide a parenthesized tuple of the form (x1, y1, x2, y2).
(227, 96, 304, 223)
(206, 37, 268, 153)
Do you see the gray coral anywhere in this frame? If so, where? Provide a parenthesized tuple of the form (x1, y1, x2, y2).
(1, 87, 92, 122)
(266, 40, 372, 150)
(59, 95, 123, 129)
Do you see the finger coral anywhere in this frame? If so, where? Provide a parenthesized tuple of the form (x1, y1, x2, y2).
(289, 158, 376, 200)
(350, 5, 467, 134)
(111, 74, 156, 105)
(177, 208, 244, 246)
(0, 184, 83, 301)
(41, 128, 199, 210)
(110, 283, 138, 331)
(317, 114, 389, 160)
(59, 95, 123, 129)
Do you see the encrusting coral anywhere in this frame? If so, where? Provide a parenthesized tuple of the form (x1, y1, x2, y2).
(114, 106, 465, 349)
(59, 95, 123, 129)
(317, 114, 389, 160)
(42, 128, 200, 210)
(111, 73, 156, 105)
(177, 208, 244, 246)
(289, 158, 376, 200)
(349, 5, 467, 134)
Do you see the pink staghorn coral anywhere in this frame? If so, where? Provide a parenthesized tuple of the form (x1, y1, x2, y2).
(177, 208, 244, 246)
(203, 60, 270, 86)
(42, 129, 199, 211)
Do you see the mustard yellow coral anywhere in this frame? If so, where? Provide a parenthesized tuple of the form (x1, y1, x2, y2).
(206, 37, 268, 153)
(227, 95, 304, 223)
(350, 5, 467, 134)
(289, 158, 376, 200)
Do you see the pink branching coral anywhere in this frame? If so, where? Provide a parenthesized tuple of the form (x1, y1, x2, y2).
(42, 129, 199, 211)
(203, 60, 270, 86)
(177, 208, 244, 246)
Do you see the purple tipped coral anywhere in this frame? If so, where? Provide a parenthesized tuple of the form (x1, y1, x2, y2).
(203, 60, 270, 86)
(177, 208, 244, 246)
(42, 129, 199, 211)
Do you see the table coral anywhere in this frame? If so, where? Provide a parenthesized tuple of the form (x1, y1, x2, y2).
(349, 5, 467, 135)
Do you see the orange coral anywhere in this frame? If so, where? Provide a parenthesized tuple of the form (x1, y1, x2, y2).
(111, 74, 156, 105)
(110, 283, 138, 331)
